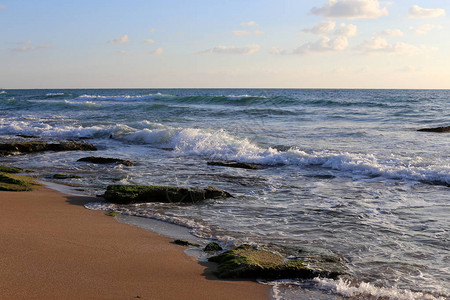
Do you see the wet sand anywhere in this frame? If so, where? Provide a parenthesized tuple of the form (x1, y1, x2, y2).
(0, 185, 269, 300)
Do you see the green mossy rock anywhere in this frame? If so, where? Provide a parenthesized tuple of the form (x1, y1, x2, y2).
(53, 173, 83, 179)
(204, 242, 223, 252)
(106, 211, 121, 217)
(0, 172, 36, 191)
(0, 165, 24, 173)
(77, 156, 134, 166)
(209, 244, 345, 280)
(174, 240, 201, 247)
(103, 185, 233, 204)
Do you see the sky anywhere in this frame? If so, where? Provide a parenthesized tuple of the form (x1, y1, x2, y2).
(1, 0, 449, 89)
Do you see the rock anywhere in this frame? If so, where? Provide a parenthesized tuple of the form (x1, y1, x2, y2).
(0, 165, 24, 173)
(52, 173, 83, 179)
(207, 161, 265, 170)
(0, 140, 97, 156)
(174, 240, 201, 247)
(204, 242, 223, 252)
(417, 126, 450, 133)
(16, 134, 40, 138)
(0, 172, 36, 191)
(77, 156, 134, 166)
(106, 211, 121, 217)
(208, 244, 346, 280)
(103, 184, 233, 204)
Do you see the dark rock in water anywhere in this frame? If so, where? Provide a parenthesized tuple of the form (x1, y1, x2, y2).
(174, 240, 201, 247)
(207, 161, 265, 170)
(0, 165, 24, 173)
(161, 147, 174, 151)
(209, 244, 346, 280)
(204, 242, 223, 252)
(16, 134, 40, 139)
(77, 156, 134, 166)
(417, 126, 450, 133)
(0, 140, 97, 156)
(52, 173, 83, 179)
(103, 184, 233, 204)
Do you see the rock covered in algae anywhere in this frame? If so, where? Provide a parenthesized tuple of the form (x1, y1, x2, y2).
(0, 165, 24, 173)
(53, 173, 83, 179)
(417, 126, 450, 133)
(77, 156, 134, 166)
(103, 185, 233, 204)
(0, 140, 97, 156)
(0, 172, 37, 191)
(204, 242, 223, 252)
(207, 161, 265, 170)
(208, 244, 346, 280)
(174, 240, 201, 247)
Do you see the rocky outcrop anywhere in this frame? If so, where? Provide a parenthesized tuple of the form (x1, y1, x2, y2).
(207, 161, 265, 170)
(103, 184, 233, 204)
(77, 156, 134, 166)
(0, 140, 97, 156)
(0, 172, 36, 191)
(208, 244, 347, 280)
(204, 242, 223, 252)
(417, 126, 450, 133)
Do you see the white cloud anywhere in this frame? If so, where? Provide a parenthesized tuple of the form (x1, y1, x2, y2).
(241, 21, 257, 27)
(0, 4, 6, 10)
(334, 23, 357, 37)
(149, 48, 164, 55)
(119, 50, 129, 55)
(294, 36, 349, 55)
(233, 30, 251, 36)
(413, 24, 443, 34)
(108, 35, 129, 44)
(144, 39, 155, 44)
(311, 0, 388, 19)
(380, 29, 403, 36)
(12, 41, 54, 52)
(149, 28, 157, 33)
(233, 30, 265, 36)
(408, 5, 445, 18)
(302, 21, 336, 35)
(270, 47, 288, 55)
(201, 44, 260, 55)
(355, 37, 419, 55)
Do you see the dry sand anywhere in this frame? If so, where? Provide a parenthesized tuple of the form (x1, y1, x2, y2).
(0, 185, 269, 300)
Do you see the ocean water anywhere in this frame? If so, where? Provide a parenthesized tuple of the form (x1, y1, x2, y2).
(0, 88, 449, 299)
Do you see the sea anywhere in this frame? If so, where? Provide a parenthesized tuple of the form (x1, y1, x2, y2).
(0, 88, 449, 299)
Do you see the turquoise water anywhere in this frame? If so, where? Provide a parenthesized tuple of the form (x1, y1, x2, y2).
(1, 89, 449, 299)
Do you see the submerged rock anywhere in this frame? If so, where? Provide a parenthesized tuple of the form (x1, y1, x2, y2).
(52, 173, 83, 179)
(207, 161, 265, 170)
(103, 184, 233, 204)
(204, 242, 223, 252)
(417, 126, 450, 133)
(77, 156, 134, 166)
(174, 240, 201, 247)
(0, 140, 97, 156)
(208, 244, 346, 280)
(16, 134, 40, 138)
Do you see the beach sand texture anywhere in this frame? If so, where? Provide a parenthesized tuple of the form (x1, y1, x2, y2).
(0, 186, 269, 300)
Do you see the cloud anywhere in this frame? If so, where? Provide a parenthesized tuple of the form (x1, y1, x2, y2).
(294, 36, 349, 54)
(12, 41, 54, 52)
(269, 47, 288, 55)
(144, 39, 155, 44)
(311, 0, 388, 19)
(408, 5, 445, 18)
(119, 50, 129, 55)
(302, 21, 336, 35)
(380, 29, 403, 36)
(108, 35, 129, 44)
(413, 24, 443, 34)
(233, 30, 251, 36)
(334, 23, 357, 37)
(0, 4, 6, 10)
(201, 44, 260, 55)
(149, 48, 164, 55)
(241, 21, 257, 27)
(149, 28, 157, 33)
(233, 30, 265, 36)
(354, 37, 419, 55)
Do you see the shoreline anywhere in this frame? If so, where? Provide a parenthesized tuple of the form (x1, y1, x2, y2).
(0, 185, 269, 299)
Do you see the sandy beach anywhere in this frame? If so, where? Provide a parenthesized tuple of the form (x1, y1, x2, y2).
(0, 185, 269, 300)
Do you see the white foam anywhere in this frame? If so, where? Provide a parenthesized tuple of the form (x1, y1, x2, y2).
(314, 278, 446, 300)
